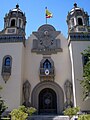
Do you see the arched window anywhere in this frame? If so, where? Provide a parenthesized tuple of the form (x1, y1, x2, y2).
(2, 55, 12, 82)
(3, 55, 12, 67)
(2, 55, 12, 68)
(43, 59, 51, 69)
(78, 18, 83, 25)
(40, 58, 55, 80)
(4, 57, 11, 66)
(11, 19, 15, 27)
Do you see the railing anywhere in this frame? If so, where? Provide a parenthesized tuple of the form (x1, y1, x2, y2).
(1, 66, 11, 82)
(2, 66, 11, 74)
(39, 68, 55, 81)
(77, 26, 87, 32)
(39, 68, 55, 77)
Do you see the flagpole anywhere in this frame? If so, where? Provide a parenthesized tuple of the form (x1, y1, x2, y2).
(45, 7, 47, 24)
(46, 17, 47, 24)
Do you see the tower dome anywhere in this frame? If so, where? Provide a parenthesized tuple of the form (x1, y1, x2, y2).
(4, 4, 26, 35)
(67, 3, 89, 33)
(69, 3, 83, 15)
(11, 4, 23, 13)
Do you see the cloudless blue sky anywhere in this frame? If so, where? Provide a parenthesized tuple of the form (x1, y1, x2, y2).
(0, 0, 90, 38)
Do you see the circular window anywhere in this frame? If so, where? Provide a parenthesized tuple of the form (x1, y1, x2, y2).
(45, 69, 50, 75)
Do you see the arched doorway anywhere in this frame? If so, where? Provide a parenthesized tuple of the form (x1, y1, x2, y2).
(31, 81, 64, 114)
(39, 88, 57, 115)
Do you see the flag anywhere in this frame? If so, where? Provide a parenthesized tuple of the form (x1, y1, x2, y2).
(46, 9, 53, 18)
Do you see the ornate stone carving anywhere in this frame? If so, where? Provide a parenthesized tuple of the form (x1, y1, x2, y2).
(23, 80, 31, 107)
(0, 35, 25, 44)
(69, 33, 90, 42)
(31, 24, 62, 55)
(64, 80, 73, 109)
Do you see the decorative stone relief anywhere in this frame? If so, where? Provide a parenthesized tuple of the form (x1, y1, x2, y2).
(64, 80, 73, 109)
(31, 24, 62, 55)
(23, 80, 31, 107)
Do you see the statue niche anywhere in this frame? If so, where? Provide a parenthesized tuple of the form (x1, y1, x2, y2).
(64, 80, 73, 109)
(23, 80, 31, 107)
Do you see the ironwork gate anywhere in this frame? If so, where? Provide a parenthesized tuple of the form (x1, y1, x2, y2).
(39, 88, 57, 114)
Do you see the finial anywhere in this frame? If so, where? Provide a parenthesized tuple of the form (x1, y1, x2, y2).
(16, 4, 19, 8)
(74, 3, 77, 7)
(45, 7, 47, 9)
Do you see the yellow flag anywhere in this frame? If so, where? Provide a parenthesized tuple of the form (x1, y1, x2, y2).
(46, 9, 53, 18)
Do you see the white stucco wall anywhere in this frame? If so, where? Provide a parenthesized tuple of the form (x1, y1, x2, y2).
(1, 33, 89, 112)
(24, 35, 43, 102)
(1, 31, 89, 112)
(69, 41, 90, 111)
(0, 42, 24, 111)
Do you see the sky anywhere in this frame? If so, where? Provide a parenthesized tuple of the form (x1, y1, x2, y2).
(0, 0, 90, 38)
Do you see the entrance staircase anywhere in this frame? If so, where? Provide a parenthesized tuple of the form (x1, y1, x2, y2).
(28, 115, 69, 120)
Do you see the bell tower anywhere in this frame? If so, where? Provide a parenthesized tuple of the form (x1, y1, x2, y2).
(0, 5, 26, 110)
(4, 4, 26, 36)
(0, 4, 26, 46)
(67, 3, 90, 111)
(67, 3, 89, 34)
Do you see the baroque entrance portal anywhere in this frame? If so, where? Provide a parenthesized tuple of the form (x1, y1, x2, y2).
(31, 81, 64, 114)
(39, 88, 57, 114)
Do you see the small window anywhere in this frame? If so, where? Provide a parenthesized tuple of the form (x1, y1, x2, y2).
(2, 55, 12, 82)
(43, 59, 51, 69)
(4, 57, 11, 66)
(40, 58, 55, 81)
(3, 55, 12, 67)
(11, 19, 15, 27)
(78, 18, 83, 25)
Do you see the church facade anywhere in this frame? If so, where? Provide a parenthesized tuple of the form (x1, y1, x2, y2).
(0, 3, 90, 114)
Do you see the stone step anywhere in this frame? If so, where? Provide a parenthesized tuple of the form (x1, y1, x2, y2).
(28, 115, 69, 120)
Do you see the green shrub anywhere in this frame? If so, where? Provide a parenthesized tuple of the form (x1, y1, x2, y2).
(78, 114, 90, 120)
(10, 105, 37, 120)
(0, 86, 7, 119)
(26, 107, 37, 116)
(18, 105, 37, 116)
(10, 109, 28, 120)
(63, 107, 80, 118)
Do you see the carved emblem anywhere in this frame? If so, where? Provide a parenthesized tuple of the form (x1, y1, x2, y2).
(39, 30, 54, 48)
(31, 24, 62, 54)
